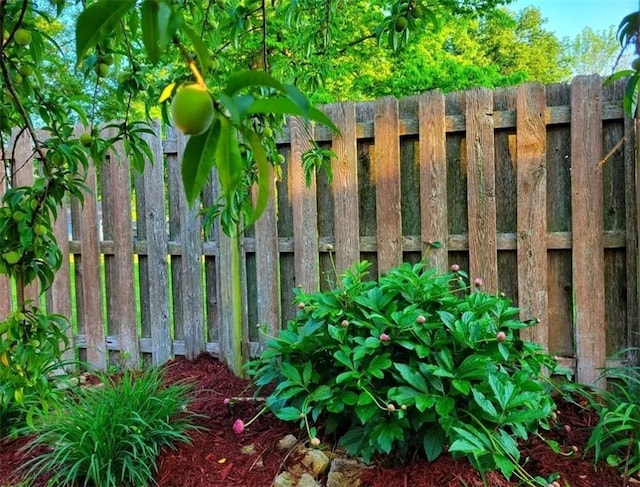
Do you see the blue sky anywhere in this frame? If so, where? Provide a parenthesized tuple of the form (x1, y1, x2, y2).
(507, 0, 638, 39)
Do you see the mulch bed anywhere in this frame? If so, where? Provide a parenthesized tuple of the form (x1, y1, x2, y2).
(0, 353, 633, 486)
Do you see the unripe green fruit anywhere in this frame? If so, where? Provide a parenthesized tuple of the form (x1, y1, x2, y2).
(277, 153, 285, 164)
(262, 126, 273, 138)
(29, 199, 38, 211)
(13, 73, 23, 84)
(3, 251, 21, 265)
(395, 16, 408, 32)
(12, 211, 25, 222)
(80, 133, 93, 147)
(102, 54, 114, 66)
(19, 65, 33, 77)
(171, 84, 215, 136)
(34, 224, 47, 236)
(14, 28, 31, 46)
(410, 4, 424, 18)
(117, 71, 131, 84)
(95, 63, 109, 77)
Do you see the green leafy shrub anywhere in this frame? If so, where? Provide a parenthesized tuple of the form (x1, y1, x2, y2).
(246, 260, 566, 481)
(22, 366, 200, 487)
(0, 306, 70, 438)
(574, 350, 640, 481)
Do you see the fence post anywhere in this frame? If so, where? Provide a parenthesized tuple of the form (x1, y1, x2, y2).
(571, 75, 605, 385)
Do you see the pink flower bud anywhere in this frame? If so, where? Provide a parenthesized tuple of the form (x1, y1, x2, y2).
(223, 398, 231, 405)
(416, 315, 426, 324)
(496, 331, 506, 342)
(387, 403, 396, 412)
(380, 333, 390, 342)
(474, 277, 483, 287)
(233, 419, 245, 435)
(341, 319, 349, 328)
(310, 437, 321, 447)
(450, 264, 460, 272)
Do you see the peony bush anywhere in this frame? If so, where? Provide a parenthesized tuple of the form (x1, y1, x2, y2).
(246, 260, 569, 483)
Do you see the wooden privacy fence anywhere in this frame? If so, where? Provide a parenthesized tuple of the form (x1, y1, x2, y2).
(0, 74, 638, 383)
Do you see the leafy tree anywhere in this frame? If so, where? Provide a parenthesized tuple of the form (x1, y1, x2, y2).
(1, 0, 515, 431)
(566, 26, 633, 77)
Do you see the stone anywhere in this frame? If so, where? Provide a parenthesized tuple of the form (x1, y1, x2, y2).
(326, 457, 367, 487)
(299, 448, 330, 477)
(278, 434, 299, 450)
(273, 471, 296, 487)
(296, 473, 320, 487)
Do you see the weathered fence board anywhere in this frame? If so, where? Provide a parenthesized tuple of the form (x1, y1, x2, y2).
(326, 102, 360, 274)
(466, 88, 498, 293)
(374, 97, 402, 275)
(1, 75, 636, 384)
(290, 116, 319, 291)
(571, 75, 605, 385)
(77, 161, 105, 369)
(516, 83, 548, 347)
(102, 140, 139, 368)
(419, 91, 448, 272)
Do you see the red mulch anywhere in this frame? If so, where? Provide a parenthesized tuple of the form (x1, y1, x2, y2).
(0, 353, 633, 486)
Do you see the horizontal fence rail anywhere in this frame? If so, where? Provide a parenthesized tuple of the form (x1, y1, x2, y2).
(1, 75, 638, 383)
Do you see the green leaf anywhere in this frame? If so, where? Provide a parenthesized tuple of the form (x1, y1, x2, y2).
(334, 350, 353, 369)
(281, 362, 302, 384)
(140, 0, 176, 65)
(394, 362, 428, 392)
(624, 73, 640, 118)
(215, 117, 243, 200)
(423, 425, 445, 461)
(435, 396, 455, 417)
(181, 118, 220, 206)
(494, 454, 517, 479)
(223, 70, 286, 96)
(275, 406, 303, 421)
(415, 394, 435, 412)
(180, 23, 212, 73)
(355, 403, 378, 424)
(75, 0, 136, 63)
(452, 379, 471, 395)
(473, 389, 498, 420)
(309, 385, 332, 402)
(248, 98, 338, 132)
(243, 130, 271, 227)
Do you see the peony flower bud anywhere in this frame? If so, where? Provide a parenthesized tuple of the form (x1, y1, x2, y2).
(223, 398, 231, 405)
(341, 319, 349, 328)
(387, 403, 396, 412)
(496, 331, 506, 342)
(310, 437, 321, 447)
(233, 419, 245, 435)
(380, 333, 390, 342)
(450, 264, 460, 272)
(416, 315, 426, 324)
(474, 277, 483, 287)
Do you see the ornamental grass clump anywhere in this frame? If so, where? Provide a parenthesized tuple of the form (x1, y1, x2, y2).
(22, 366, 200, 487)
(246, 260, 569, 484)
